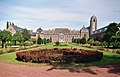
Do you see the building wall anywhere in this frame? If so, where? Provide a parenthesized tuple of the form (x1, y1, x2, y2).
(6, 25, 16, 35)
(36, 31, 86, 42)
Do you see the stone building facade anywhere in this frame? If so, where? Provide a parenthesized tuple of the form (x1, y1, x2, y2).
(6, 21, 23, 35)
(6, 21, 36, 38)
(36, 28, 86, 42)
(6, 15, 98, 42)
(36, 15, 97, 42)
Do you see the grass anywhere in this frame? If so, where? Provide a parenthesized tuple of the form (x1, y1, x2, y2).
(0, 43, 120, 67)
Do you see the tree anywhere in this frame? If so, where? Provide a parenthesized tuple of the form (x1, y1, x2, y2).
(46, 39, 50, 43)
(102, 22, 119, 47)
(106, 23, 119, 35)
(50, 37, 52, 42)
(72, 37, 74, 43)
(111, 30, 120, 47)
(73, 39, 77, 43)
(43, 38, 47, 44)
(81, 34, 88, 44)
(21, 29, 31, 41)
(12, 32, 24, 45)
(37, 38, 43, 44)
(0, 30, 12, 48)
(77, 38, 81, 44)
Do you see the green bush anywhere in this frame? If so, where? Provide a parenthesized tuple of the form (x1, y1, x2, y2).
(81, 38, 87, 44)
(88, 39, 94, 46)
(24, 41, 33, 46)
(93, 41, 101, 46)
(37, 38, 43, 44)
(111, 42, 120, 48)
(101, 41, 107, 47)
(55, 41, 60, 46)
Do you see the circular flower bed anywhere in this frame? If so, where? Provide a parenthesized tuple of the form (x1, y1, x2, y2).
(16, 48, 103, 63)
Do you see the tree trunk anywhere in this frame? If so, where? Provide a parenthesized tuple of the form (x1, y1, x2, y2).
(2, 41, 6, 48)
(15, 41, 16, 45)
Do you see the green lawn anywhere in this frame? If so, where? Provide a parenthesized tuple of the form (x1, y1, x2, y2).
(0, 43, 120, 66)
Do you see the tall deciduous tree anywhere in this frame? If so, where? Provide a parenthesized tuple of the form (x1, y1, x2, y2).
(12, 32, 24, 45)
(0, 30, 12, 48)
(21, 29, 31, 41)
(102, 22, 119, 47)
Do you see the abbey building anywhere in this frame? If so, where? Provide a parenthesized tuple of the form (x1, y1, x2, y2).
(36, 15, 97, 42)
(6, 15, 98, 42)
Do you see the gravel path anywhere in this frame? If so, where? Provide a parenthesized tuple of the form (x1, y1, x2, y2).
(0, 62, 120, 77)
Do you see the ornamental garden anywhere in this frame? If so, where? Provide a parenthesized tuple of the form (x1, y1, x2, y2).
(0, 22, 120, 66)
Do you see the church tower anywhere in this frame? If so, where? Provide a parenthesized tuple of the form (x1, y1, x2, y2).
(89, 15, 97, 36)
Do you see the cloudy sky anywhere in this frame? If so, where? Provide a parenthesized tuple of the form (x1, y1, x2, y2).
(0, 0, 120, 31)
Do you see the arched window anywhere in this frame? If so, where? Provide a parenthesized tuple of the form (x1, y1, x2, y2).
(93, 19, 96, 22)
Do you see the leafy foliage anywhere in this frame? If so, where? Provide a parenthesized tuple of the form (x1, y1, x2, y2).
(37, 37, 43, 44)
(55, 41, 60, 46)
(0, 30, 12, 48)
(37, 37, 52, 44)
(12, 32, 24, 45)
(102, 22, 120, 48)
(88, 38, 94, 46)
(43, 38, 47, 44)
(21, 29, 31, 41)
(24, 41, 33, 46)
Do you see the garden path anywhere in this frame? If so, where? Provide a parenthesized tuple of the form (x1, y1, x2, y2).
(0, 62, 120, 77)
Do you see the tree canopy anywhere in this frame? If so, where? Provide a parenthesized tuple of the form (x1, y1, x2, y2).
(12, 32, 24, 45)
(0, 30, 12, 48)
(21, 29, 31, 41)
(102, 22, 120, 48)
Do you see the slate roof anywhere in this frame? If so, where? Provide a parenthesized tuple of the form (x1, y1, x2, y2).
(31, 32, 36, 36)
(54, 28, 70, 34)
(13, 25, 23, 32)
(36, 28, 43, 33)
(37, 28, 80, 34)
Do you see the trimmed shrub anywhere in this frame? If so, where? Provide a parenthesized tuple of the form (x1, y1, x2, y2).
(55, 41, 60, 46)
(24, 41, 33, 46)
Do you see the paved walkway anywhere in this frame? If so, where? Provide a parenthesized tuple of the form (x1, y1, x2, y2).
(0, 62, 120, 77)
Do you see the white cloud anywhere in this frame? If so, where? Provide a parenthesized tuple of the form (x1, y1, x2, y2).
(1, 0, 120, 31)
(14, 7, 83, 22)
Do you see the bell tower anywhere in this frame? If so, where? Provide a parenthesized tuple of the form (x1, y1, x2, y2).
(89, 15, 97, 36)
